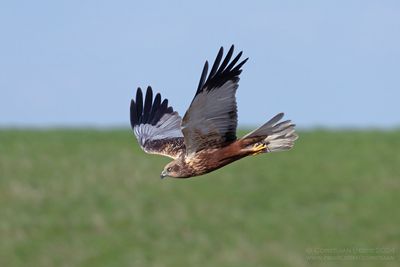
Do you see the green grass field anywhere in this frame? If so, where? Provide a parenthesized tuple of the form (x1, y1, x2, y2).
(0, 129, 399, 267)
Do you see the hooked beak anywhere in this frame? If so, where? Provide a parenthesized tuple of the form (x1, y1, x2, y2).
(160, 170, 168, 179)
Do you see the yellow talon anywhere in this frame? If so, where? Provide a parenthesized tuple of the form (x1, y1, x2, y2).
(252, 143, 267, 155)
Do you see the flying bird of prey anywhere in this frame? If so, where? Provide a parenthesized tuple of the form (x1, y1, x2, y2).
(130, 45, 298, 179)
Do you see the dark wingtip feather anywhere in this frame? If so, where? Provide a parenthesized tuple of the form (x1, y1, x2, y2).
(136, 88, 143, 123)
(218, 45, 234, 72)
(224, 51, 243, 73)
(231, 57, 249, 73)
(142, 86, 153, 123)
(131, 87, 175, 127)
(198, 46, 248, 92)
(208, 47, 223, 79)
(149, 93, 161, 122)
(196, 61, 209, 95)
(151, 99, 168, 125)
(130, 99, 137, 128)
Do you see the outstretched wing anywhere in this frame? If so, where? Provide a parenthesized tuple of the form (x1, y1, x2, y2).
(182, 45, 248, 156)
(130, 87, 185, 159)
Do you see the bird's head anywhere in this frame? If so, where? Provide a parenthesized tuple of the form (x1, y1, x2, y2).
(160, 159, 191, 179)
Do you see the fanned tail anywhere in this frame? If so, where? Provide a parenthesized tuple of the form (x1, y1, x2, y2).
(241, 113, 298, 154)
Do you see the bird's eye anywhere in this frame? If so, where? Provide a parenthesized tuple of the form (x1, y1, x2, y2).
(167, 167, 172, 172)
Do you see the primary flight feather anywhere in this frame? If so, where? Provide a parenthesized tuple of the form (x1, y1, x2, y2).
(130, 45, 298, 178)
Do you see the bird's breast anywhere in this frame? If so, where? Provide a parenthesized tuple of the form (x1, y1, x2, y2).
(183, 141, 246, 176)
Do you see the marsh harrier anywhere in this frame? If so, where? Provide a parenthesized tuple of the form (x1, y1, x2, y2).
(130, 45, 298, 178)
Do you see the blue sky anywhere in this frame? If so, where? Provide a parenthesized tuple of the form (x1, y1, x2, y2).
(1, 1, 399, 128)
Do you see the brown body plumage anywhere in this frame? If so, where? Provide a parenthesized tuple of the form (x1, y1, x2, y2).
(130, 45, 298, 179)
(163, 138, 267, 178)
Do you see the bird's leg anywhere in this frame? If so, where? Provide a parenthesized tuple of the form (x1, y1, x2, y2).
(252, 143, 268, 155)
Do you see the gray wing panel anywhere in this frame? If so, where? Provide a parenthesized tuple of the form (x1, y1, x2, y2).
(182, 45, 248, 156)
